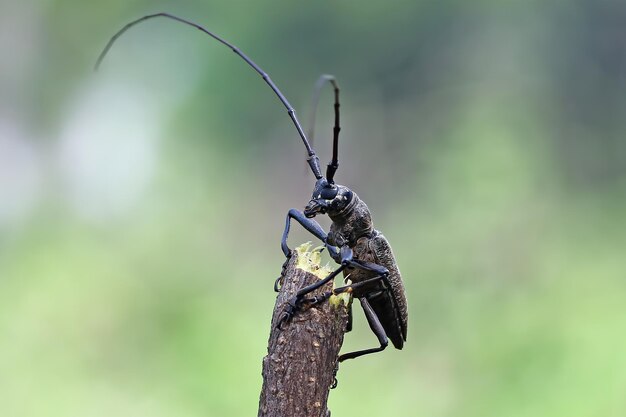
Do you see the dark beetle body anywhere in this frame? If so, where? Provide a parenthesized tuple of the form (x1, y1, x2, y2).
(292, 178, 408, 362)
(327, 191, 408, 349)
(96, 12, 408, 369)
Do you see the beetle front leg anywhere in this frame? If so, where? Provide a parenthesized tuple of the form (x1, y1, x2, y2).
(276, 208, 340, 292)
(281, 208, 339, 259)
(273, 258, 290, 292)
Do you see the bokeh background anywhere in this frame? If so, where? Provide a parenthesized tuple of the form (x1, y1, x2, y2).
(1, 1, 625, 416)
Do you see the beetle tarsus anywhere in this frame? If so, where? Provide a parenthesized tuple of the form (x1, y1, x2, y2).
(274, 257, 291, 292)
(276, 295, 301, 329)
(330, 362, 340, 389)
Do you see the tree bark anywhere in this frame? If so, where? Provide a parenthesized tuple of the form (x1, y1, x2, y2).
(258, 246, 350, 417)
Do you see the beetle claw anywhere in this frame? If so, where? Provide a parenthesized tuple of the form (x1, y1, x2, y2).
(274, 257, 292, 292)
(273, 275, 283, 292)
(330, 362, 340, 389)
(276, 296, 300, 329)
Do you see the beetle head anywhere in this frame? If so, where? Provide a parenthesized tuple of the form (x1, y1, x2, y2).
(304, 178, 353, 218)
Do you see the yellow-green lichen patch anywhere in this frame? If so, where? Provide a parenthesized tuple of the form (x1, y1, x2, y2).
(329, 292, 352, 308)
(330, 278, 352, 308)
(295, 242, 333, 279)
(295, 243, 352, 308)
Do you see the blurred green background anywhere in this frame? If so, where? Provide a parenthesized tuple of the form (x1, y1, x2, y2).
(1, 0, 625, 416)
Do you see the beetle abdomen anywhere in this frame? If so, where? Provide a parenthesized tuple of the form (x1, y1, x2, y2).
(344, 233, 408, 349)
(369, 233, 408, 348)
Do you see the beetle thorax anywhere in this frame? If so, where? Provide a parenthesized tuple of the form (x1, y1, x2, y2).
(327, 191, 374, 248)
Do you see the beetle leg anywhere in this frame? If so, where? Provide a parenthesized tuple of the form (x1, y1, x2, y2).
(310, 260, 391, 362)
(276, 247, 353, 329)
(278, 250, 394, 328)
(277, 208, 338, 292)
(331, 273, 388, 296)
(313, 259, 389, 299)
(294, 271, 385, 327)
(346, 302, 353, 332)
(281, 209, 339, 260)
(275, 295, 299, 330)
(347, 259, 390, 280)
(274, 257, 290, 292)
(338, 297, 388, 362)
(276, 263, 347, 329)
(274, 276, 282, 292)
(331, 362, 340, 389)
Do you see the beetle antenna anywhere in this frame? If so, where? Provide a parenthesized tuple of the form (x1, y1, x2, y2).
(305, 75, 341, 183)
(95, 12, 323, 179)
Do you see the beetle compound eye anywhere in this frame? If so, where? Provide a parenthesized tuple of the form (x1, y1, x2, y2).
(320, 186, 338, 200)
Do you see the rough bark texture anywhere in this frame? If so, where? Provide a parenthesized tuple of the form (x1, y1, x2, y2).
(258, 248, 350, 417)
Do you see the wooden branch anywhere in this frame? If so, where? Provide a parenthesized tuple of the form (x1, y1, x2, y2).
(258, 244, 351, 417)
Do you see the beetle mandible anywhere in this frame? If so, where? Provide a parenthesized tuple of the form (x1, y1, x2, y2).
(96, 12, 408, 363)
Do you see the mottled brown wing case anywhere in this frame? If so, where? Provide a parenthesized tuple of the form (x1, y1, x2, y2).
(370, 233, 408, 344)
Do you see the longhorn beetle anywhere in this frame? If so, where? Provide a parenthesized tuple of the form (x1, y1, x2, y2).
(96, 12, 408, 364)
